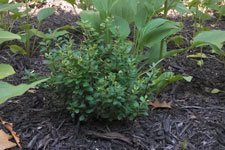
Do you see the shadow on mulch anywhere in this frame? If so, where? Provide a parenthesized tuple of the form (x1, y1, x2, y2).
(1, 3, 225, 150)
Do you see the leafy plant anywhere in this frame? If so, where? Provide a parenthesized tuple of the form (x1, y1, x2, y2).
(0, 64, 48, 104)
(45, 21, 191, 121)
(78, 0, 185, 68)
(0, 1, 24, 31)
(13, 7, 56, 56)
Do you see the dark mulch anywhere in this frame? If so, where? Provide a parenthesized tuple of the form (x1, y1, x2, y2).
(1, 1, 225, 150)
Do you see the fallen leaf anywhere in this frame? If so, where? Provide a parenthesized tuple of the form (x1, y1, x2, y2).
(0, 130, 17, 150)
(211, 88, 221, 94)
(149, 99, 172, 110)
(1, 120, 22, 149)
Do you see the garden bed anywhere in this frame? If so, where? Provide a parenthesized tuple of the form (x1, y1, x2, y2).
(0, 1, 225, 150)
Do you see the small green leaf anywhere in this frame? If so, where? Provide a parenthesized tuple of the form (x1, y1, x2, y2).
(30, 29, 45, 38)
(19, 24, 32, 30)
(197, 60, 204, 67)
(56, 25, 76, 31)
(10, 45, 27, 55)
(0, 64, 15, 79)
(37, 8, 55, 23)
(79, 115, 85, 121)
(183, 76, 192, 82)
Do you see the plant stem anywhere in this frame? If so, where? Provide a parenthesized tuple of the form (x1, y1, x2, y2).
(158, 0, 168, 68)
(163, 0, 168, 19)
(25, 0, 30, 56)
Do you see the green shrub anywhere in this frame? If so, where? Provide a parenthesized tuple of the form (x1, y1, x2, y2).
(45, 23, 152, 121)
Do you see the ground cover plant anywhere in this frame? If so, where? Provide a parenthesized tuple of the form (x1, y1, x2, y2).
(0, 0, 225, 149)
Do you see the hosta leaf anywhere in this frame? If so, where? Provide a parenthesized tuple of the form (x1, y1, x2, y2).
(37, 8, 55, 23)
(0, 3, 23, 12)
(80, 10, 101, 31)
(140, 41, 167, 66)
(174, 2, 191, 15)
(0, 64, 15, 79)
(144, 0, 166, 14)
(135, 2, 149, 30)
(110, 0, 137, 23)
(93, 0, 114, 13)
(110, 17, 130, 39)
(0, 78, 49, 104)
(139, 19, 182, 48)
(219, 5, 225, 16)
(0, 31, 21, 44)
(193, 30, 225, 49)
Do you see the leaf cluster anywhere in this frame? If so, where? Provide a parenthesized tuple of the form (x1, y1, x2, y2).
(46, 23, 151, 121)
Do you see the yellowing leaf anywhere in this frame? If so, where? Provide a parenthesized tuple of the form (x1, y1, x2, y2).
(196, 59, 204, 67)
(10, 45, 27, 55)
(187, 53, 207, 58)
(1, 121, 22, 149)
(149, 99, 172, 109)
(211, 88, 221, 94)
(0, 130, 17, 150)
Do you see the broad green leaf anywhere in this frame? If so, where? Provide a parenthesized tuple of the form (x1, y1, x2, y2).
(80, 10, 101, 31)
(190, 7, 211, 21)
(37, 8, 55, 23)
(204, 0, 220, 10)
(0, 78, 49, 104)
(144, 0, 165, 15)
(140, 41, 167, 66)
(193, 30, 225, 49)
(135, 1, 149, 30)
(0, 3, 24, 12)
(174, 2, 191, 15)
(139, 19, 182, 48)
(93, 0, 115, 19)
(110, 17, 130, 39)
(110, 0, 137, 23)
(219, 5, 225, 16)
(167, 0, 180, 10)
(0, 64, 15, 79)
(0, 31, 21, 44)
(10, 45, 27, 55)
(93, 0, 114, 13)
